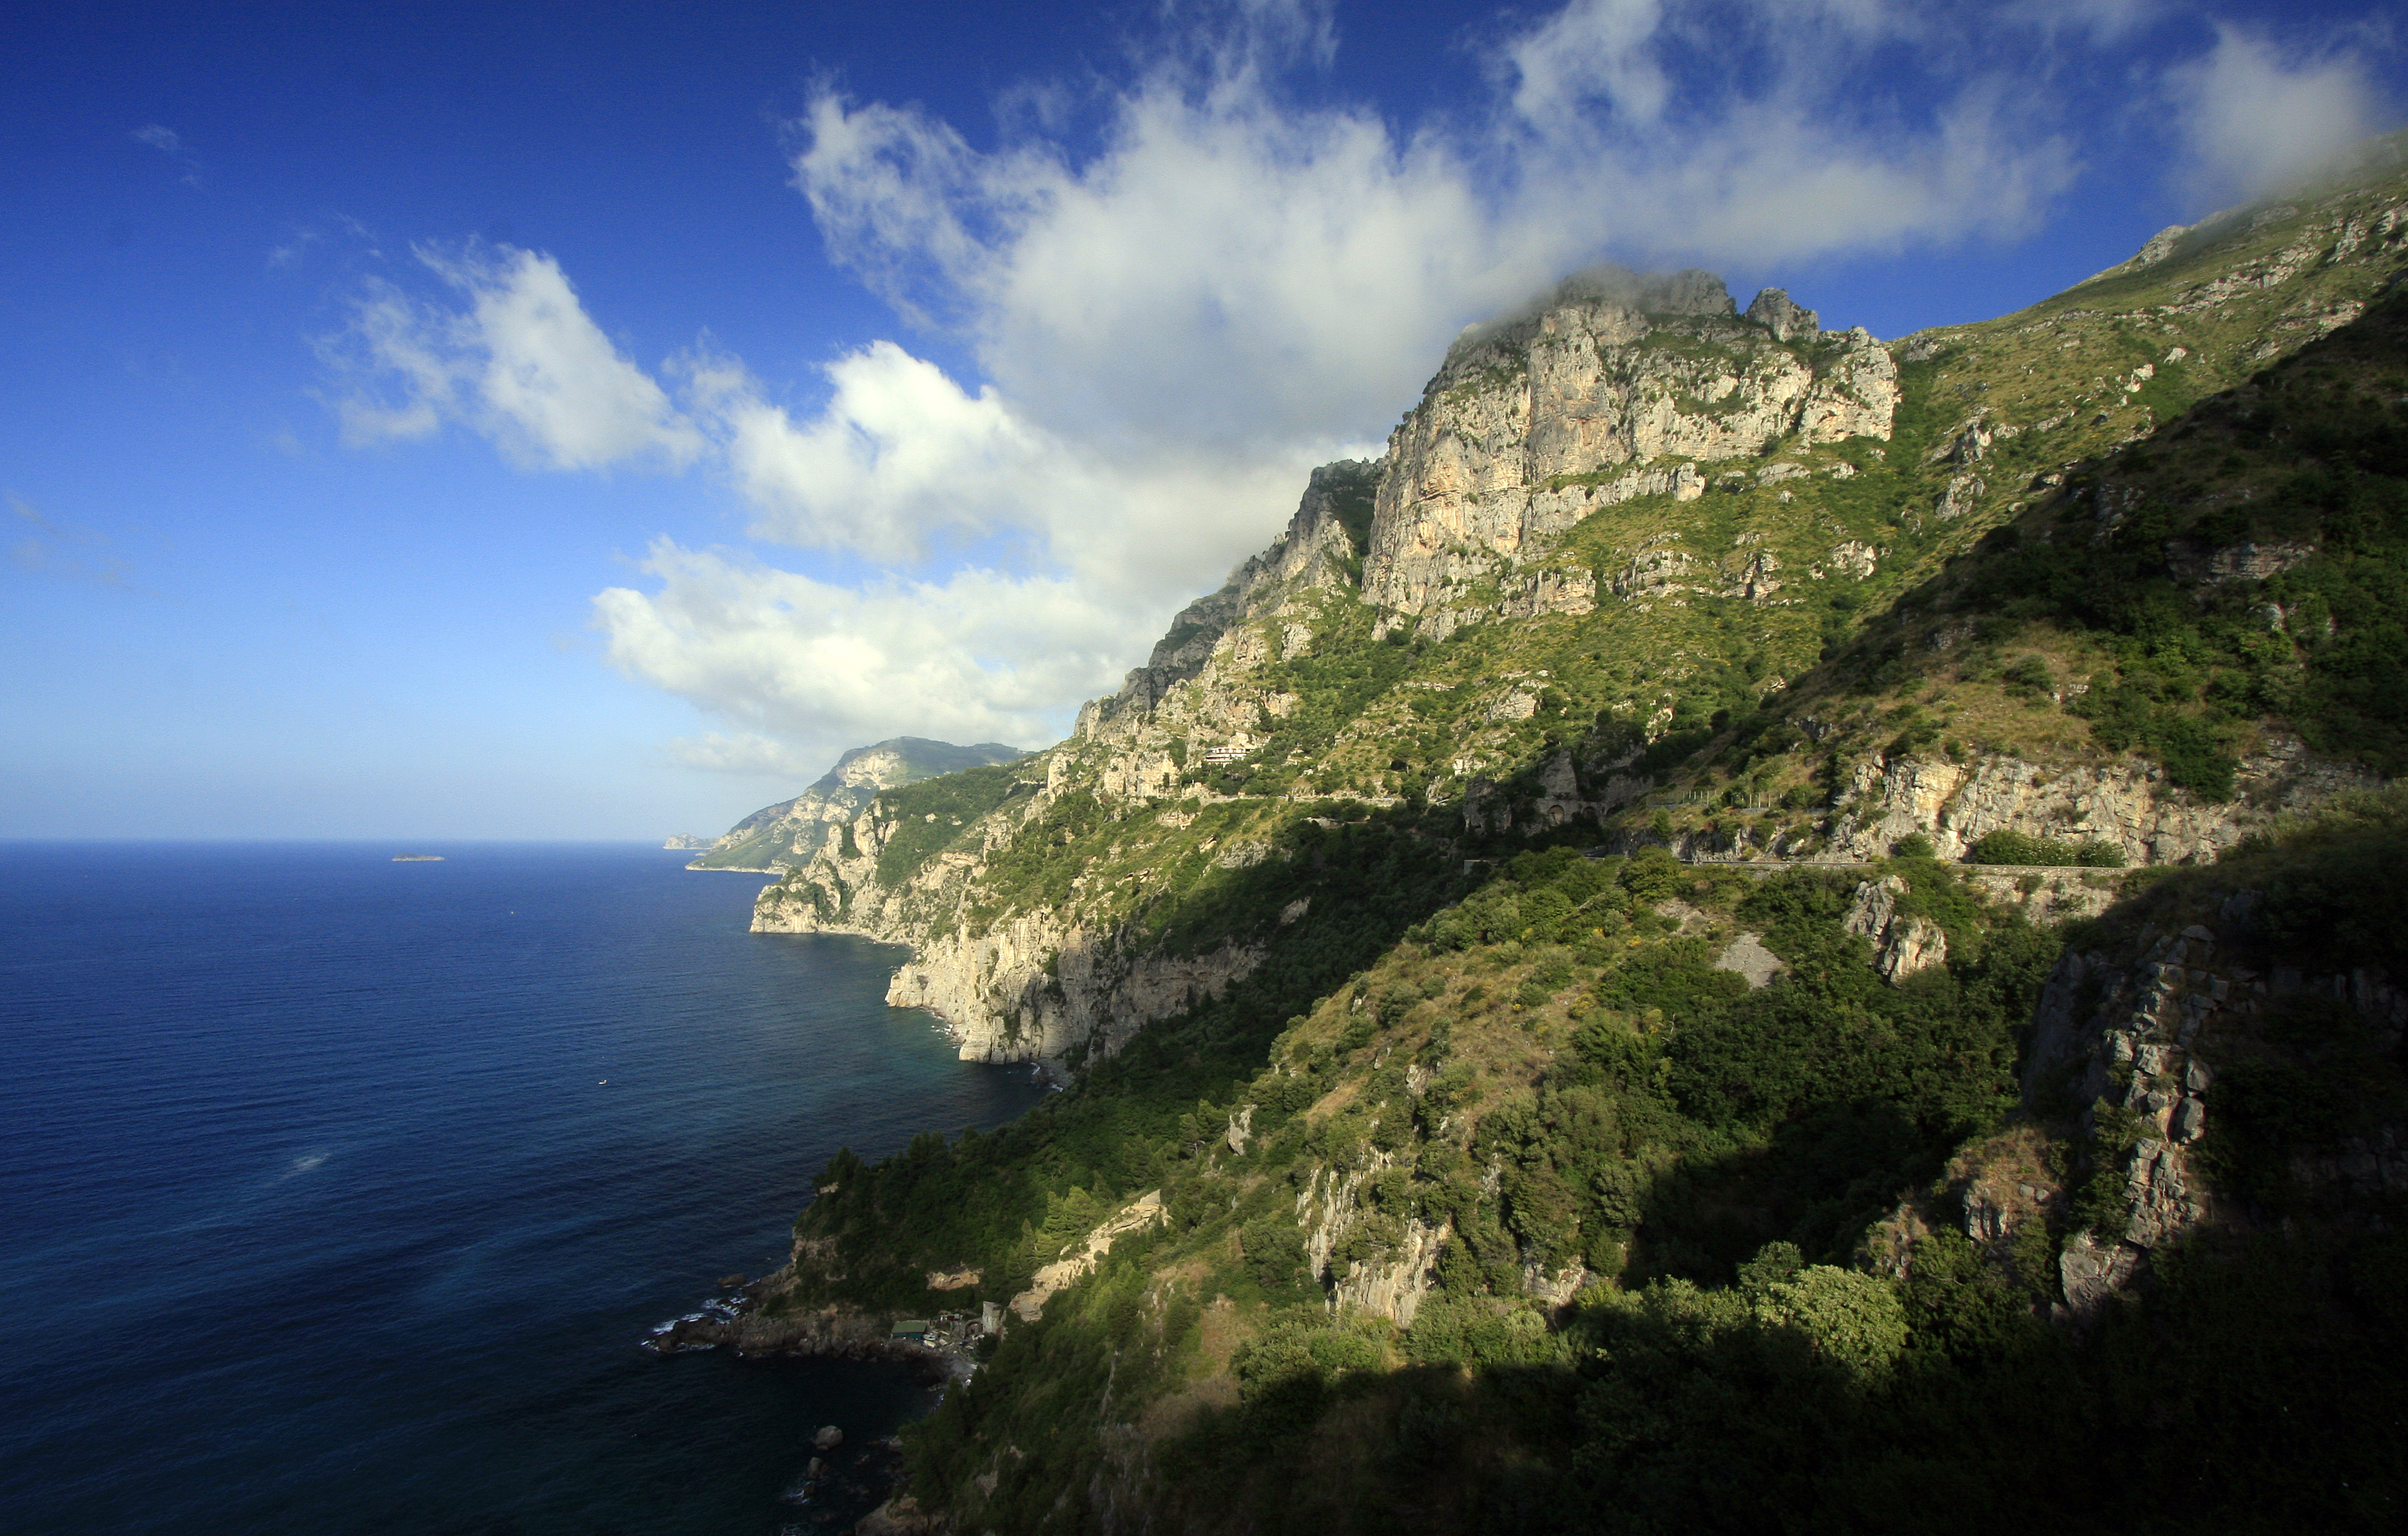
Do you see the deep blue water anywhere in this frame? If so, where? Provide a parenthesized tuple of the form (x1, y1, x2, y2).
(0, 842, 1047, 1535)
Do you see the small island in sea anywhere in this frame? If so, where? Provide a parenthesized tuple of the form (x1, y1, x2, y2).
(390, 855, 445, 862)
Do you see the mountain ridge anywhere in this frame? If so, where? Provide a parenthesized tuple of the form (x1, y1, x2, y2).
(722, 139, 2408, 1534)
(753, 147, 2407, 1080)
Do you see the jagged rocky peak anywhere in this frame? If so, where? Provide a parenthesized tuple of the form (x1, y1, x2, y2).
(1088, 458, 1378, 730)
(1363, 264, 1894, 623)
(1744, 286, 1820, 342)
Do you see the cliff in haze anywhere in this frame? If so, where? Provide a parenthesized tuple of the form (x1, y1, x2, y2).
(686, 737, 1025, 873)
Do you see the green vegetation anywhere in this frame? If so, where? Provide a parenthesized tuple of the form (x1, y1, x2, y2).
(1965, 829, 2124, 867)
(872, 763, 1032, 886)
(1747, 229, 2408, 806)
(1950, 289, 2408, 783)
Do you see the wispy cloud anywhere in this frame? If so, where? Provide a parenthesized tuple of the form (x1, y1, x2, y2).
(2169, 26, 2398, 206)
(319, 244, 702, 470)
(8, 493, 156, 595)
(666, 730, 859, 777)
(130, 123, 204, 188)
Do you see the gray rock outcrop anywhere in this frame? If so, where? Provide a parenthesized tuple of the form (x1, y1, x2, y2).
(1826, 739, 2380, 866)
(1841, 875, 1947, 982)
(2023, 912, 2408, 1319)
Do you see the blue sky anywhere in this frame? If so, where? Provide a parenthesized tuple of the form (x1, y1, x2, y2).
(5, 0, 2400, 839)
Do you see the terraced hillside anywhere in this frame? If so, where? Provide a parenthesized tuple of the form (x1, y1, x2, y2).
(731, 142, 2408, 1534)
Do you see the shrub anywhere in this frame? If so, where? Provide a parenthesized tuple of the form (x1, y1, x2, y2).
(2001, 654, 2054, 695)
(1240, 1216, 1312, 1294)
(1749, 1265, 1909, 1375)
(1967, 829, 2126, 866)
(1620, 845, 1685, 900)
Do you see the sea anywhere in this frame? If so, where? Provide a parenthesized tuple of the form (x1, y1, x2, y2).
(0, 841, 1049, 1535)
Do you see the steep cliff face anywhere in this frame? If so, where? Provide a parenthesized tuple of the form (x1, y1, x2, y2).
(750, 468, 1376, 1071)
(1362, 266, 1896, 633)
(1089, 460, 1374, 730)
(886, 911, 1262, 1068)
(689, 737, 1024, 871)
(2019, 845, 2408, 1316)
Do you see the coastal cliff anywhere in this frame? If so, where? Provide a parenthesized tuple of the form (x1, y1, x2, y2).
(689, 737, 1025, 873)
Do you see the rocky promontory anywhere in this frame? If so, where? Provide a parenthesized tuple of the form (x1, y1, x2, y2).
(688, 737, 1025, 873)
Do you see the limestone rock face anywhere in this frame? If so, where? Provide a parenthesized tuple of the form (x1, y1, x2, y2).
(1934, 472, 1985, 520)
(1713, 931, 1789, 989)
(1007, 1190, 1164, 1323)
(1362, 269, 1896, 624)
(2057, 1230, 2143, 1318)
(1090, 459, 1373, 732)
(888, 913, 1262, 1068)
(1827, 738, 2379, 866)
(1842, 875, 1948, 982)
(751, 786, 1269, 1073)
(1294, 1156, 1440, 1327)
(1745, 286, 1820, 342)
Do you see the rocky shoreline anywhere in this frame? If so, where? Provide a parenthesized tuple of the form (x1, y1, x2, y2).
(646, 1282, 973, 1384)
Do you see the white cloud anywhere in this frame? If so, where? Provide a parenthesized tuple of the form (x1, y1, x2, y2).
(664, 731, 833, 777)
(323, 238, 1344, 769)
(593, 541, 1141, 755)
(1503, 0, 1673, 129)
(322, 244, 702, 470)
(2170, 27, 2396, 205)
(791, 0, 2082, 459)
(695, 340, 1346, 588)
(695, 342, 1039, 565)
(131, 124, 204, 186)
